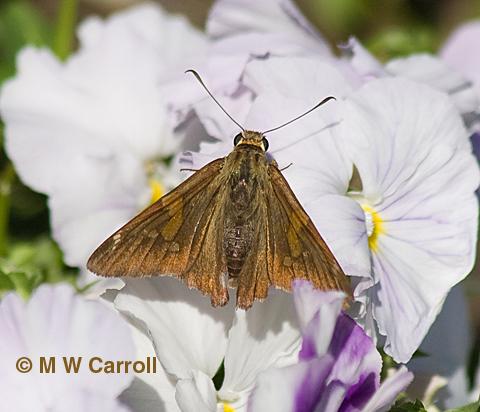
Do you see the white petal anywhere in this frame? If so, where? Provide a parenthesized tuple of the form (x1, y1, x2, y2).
(362, 366, 413, 412)
(193, 90, 253, 141)
(207, 0, 330, 55)
(119, 319, 178, 412)
(303, 195, 371, 281)
(54, 391, 132, 412)
(175, 371, 217, 412)
(243, 57, 353, 103)
(340, 77, 475, 200)
(341, 37, 386, 82)
(248, 361, 322, 412)
(371, 234, 468, 362)
(441, 21, 480, 97)
(114, 278, 234, 379)
(221, 291, 300, 397)
(385, 53, 479, 116)
(0, 284, 135, 409)
(340, 77, 479, 362)
(292, 281, 344, 355)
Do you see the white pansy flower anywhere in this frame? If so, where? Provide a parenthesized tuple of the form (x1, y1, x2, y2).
(185, 56, 479, 363)
(0, 284, 135, 411)
(334, 78, 478, 362)
(114, 278, 301, 412)
(441, 21, 480, 98)
(0, 3, 207, 291)
(204, 0, 480, 131)
(343, 37, 480, 126)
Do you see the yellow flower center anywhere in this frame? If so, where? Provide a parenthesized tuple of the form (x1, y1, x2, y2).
(223, 403, 236, 412)
(149, 178, 165, 204)
(361, 204, 385, 252)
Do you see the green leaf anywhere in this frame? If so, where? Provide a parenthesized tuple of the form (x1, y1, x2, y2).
(53, 0, 79, 60)
(366, 26, 436, 61)
(7, 271, 39, 299)
(0, 1, 52, 82)
(0, 237, 78, 296)
(389, 399, 427, 412)
(0, 272, 15, 292)
(411, 349, 429, 359)
(212, 360, 225, 391)
(445, 400, 480, 412)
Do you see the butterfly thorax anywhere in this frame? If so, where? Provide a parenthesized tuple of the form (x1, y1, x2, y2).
(223, 143, 269, 282)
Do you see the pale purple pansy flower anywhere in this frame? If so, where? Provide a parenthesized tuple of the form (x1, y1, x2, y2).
(441, 21, 480, 100)
(0, 284, 135, 412)
(342, 37, 480, 126)
(169, 0, 363, 115)
(0, 3, 207, 292)
(203, 0, 335, 97)
(249, 281, 414, 412)
(185, 57, 479, 363)
(332, 77, 479, 362)
(113, 277, 301, 412)
(440, 21, 480, 158)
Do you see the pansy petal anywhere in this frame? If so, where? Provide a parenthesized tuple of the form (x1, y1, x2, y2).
(54, 391, 132, 412)
(207, 0, 330, 54)
(341, 37, 386, 82)
(114, 278, 234, 380)
(248, 356, 335, 412)
(339, 78, 474, 200)
(301, 195, 371, 281)
(329, 313, 381, 392)
(385, 53, 479, 116)
(292, 281, 344, 357)
(362, 366, 414, 412)
(0, 284, 135, 409)
(243, 57, 352, 103)
(441, 21, 480, 97)
(175, 371, 217, 412)
(371, 234, 468, 362)
(119, 319, 178, 412)
(221, 291, 300, 398)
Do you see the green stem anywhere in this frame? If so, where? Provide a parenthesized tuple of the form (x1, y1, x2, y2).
(53, 0, 78, 60)
(0, 162, 15, 255)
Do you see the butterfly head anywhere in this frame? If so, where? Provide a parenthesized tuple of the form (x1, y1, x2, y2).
(233, 131, 269, 151)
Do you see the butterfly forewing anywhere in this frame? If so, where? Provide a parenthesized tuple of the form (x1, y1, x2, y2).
(87, 158, 231, 306)
(266, 165, 350, 295)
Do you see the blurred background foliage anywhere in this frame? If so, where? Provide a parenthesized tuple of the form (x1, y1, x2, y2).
(0, 0, 479, 380)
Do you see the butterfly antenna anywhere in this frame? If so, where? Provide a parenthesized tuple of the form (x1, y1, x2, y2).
(262, 96, 336, 135)
(185, 69, 245, 132)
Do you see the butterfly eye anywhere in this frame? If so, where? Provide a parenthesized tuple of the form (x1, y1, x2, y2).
(262, 137, 269, 151)
(233, 133, 242, 146)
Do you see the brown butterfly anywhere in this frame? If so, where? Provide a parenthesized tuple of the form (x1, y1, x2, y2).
(87, 70, 350, 309)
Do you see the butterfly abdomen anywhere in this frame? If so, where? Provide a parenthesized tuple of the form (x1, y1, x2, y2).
(223, 223, 254, 277)
(223, 148, 266, 279)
